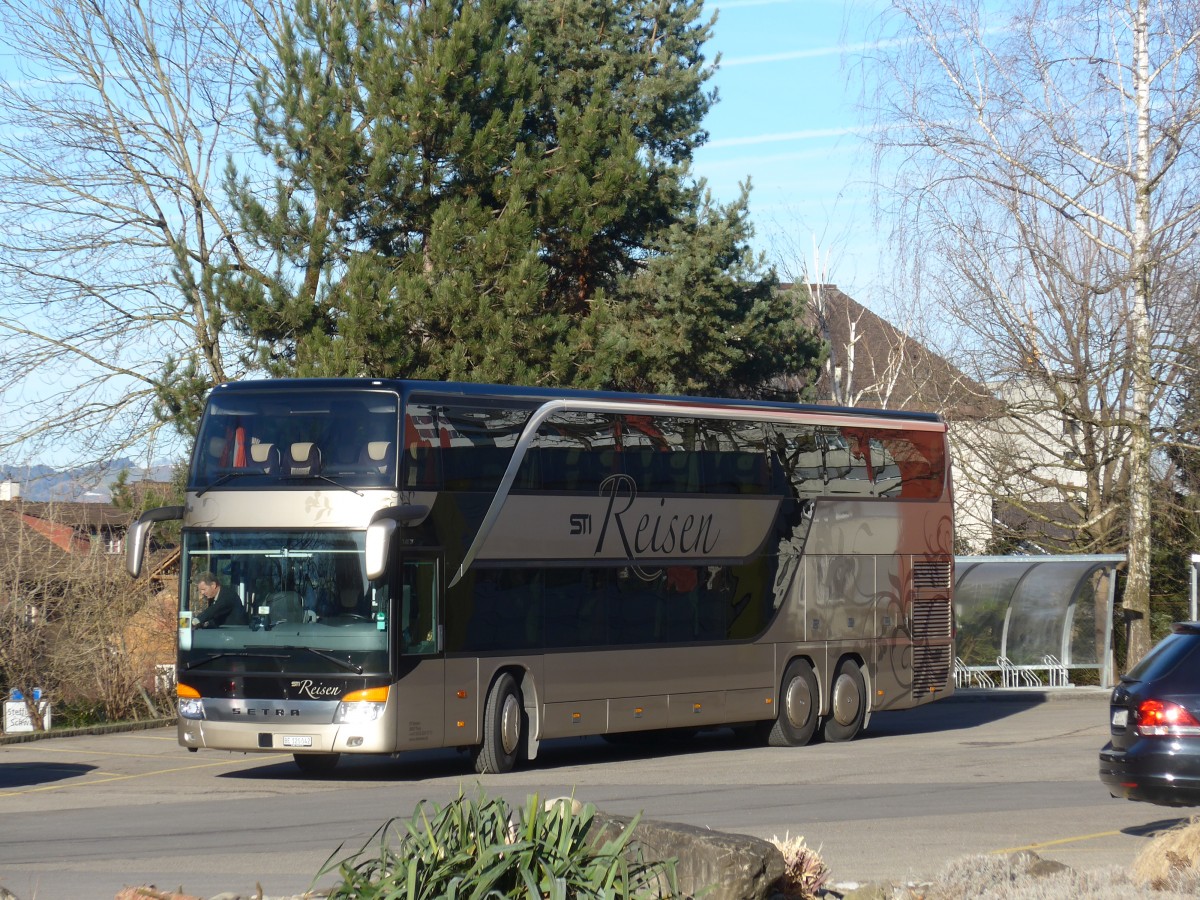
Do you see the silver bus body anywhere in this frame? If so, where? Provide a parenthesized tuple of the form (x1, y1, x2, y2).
(128, 379, 954, 773)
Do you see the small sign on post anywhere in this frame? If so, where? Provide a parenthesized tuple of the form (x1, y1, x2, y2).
(4, 688, 52, 733)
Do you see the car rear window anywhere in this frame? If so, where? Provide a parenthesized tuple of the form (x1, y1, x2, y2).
(1125, 631, 1200, 682)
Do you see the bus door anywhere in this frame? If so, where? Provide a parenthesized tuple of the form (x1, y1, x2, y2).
(391, 555, 445, 750)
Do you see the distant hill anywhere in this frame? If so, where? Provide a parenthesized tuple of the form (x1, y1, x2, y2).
(0, 459, 178, 503)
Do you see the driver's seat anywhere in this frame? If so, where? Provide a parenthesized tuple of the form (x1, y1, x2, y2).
(266, 590, 304, 624)
(337, 587, 363, 616)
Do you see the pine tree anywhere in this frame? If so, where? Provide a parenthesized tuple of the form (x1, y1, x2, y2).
(227, 0, 820, 395)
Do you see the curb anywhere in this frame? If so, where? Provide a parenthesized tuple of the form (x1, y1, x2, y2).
(945, 686, 1110, 703)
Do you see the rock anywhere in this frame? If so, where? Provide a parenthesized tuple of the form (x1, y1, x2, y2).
(589, 811, 786, 900)
(112, 889, 323, 900)
(828, 882, 896, 900)
(1002, 850, 1071, 879)
(114, 889, 203, 900)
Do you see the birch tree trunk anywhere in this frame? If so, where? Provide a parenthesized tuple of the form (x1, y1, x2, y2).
(1125, 0, 1155, 662)
(865, 0, 1200, 664)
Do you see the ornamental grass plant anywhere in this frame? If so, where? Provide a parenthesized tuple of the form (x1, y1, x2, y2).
(769, 833, 829, 900)
(318, 790, 679, 899)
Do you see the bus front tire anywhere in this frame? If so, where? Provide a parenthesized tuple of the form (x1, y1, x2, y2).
(473, 672, 523, 774)
(821, 658, 866, 742)
(767, 658, 820, 747)
(293, 752, 340, 776)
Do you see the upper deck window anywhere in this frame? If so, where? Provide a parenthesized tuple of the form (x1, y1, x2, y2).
(404, 402, 534, 492)
(191, 388, 400, 490)
(772, 423, 946, 499)
(402, 396, 945, 500)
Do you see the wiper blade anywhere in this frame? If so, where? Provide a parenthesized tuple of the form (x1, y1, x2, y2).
(202, 471, 363, 496)
(196, 471, 261, 497)
(298, 646, 364, 674)
(283, 473, 363, 496)
(183, 650, 289, 670)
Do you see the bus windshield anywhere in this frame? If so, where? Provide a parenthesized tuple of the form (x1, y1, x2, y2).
(180, 530, 390, 672)
(191, 387, 400, 490)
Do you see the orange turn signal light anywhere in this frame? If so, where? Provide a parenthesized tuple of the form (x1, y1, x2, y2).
(341, 686, 389, 703)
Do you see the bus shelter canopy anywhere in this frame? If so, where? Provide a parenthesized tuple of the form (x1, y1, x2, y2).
(954, 555, 1124, 687)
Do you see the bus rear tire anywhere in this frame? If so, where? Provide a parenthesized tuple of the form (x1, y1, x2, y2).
(821, 658, 866, 742)
(767, 658, 820, 747)
(293, 752, 340, 776)
(473, 672, 523, 774)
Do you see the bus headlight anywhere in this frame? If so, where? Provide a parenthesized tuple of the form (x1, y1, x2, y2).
(177, 683, 205, 720)
(333, 686, 389, 725)
(179, 697, 206, 719)
(334, 701, 385, 724)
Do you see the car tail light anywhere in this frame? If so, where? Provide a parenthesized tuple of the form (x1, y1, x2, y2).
(1135, 699, 1200, 736)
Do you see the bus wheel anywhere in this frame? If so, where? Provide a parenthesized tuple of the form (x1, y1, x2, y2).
(767, 658, 820, 747)
(474, 672, 523, 774)
(293, 752, 340, 776)
(822, 658, 866, 742)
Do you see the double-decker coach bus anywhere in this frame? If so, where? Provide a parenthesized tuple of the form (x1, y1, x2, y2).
(127, 378, 955, 774)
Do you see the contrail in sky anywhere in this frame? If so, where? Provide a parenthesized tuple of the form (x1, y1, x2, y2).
(722, 36, 911, 68)
(707, 125, 875, 149)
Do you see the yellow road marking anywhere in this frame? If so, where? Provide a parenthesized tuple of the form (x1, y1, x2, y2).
(992, 830, 1123, 854)
(10, 745, 187, 761)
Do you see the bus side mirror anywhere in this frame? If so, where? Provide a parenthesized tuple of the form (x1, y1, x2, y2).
(126, 505, 184, 578)
(365, 518, 396, 581)
(365, 505, 429, 581)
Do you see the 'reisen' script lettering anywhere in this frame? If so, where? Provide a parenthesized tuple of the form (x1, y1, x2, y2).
(634, 497, 719, 555)
(593, 475, 719, 559)
(291, 679, 341, 699)
(594, 474, 637, 557)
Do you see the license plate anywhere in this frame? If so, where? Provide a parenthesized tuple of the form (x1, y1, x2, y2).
(1111, 709, 1129, 729)
(282, 735, 313, 748)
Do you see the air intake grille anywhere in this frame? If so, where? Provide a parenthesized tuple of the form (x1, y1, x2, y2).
(911, 599, 953, 641)
(913, 645, 952, 697)
(912, 557, 952, 591)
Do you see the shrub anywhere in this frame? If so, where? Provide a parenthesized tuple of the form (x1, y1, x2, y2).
(319, 790, 679, 899)
(0, 510, 174, 724)
(51, 697, 108, 728)
(903, 852, 1200, 899)
(1132, 817, 1200, 889)
(770, 833, 829, 899)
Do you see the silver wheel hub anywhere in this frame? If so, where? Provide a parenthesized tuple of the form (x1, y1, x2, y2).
(831, 672, 861, 725)
(784, 674, 814, 729)
(500, 693, 521, 756)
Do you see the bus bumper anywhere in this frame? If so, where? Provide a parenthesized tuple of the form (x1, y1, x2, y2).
(177, 716, 395, 755)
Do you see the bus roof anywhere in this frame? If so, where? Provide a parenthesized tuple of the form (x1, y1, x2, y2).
(208, 378, 946, 426)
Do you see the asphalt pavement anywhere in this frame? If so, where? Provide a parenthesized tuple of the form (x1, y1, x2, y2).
(2, 687, 1184, 899)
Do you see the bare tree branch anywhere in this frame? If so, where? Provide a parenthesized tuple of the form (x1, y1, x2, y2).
(0, 0, 277, 466)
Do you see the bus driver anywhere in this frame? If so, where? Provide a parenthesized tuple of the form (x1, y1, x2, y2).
(194, 571, 248, 628)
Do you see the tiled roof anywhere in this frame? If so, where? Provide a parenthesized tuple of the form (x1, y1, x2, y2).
(9, 500, 134, 528)
(0, 503, 75, 573)
(0, 500, 133, 574)
(779, 284, 998, 421)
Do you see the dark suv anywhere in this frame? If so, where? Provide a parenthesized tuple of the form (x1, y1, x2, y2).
(1100, 622, 1200, 807)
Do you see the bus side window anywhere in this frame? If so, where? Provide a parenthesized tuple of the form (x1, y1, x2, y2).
(403, 408, 441, 488)
(402, 561, 438, 654)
